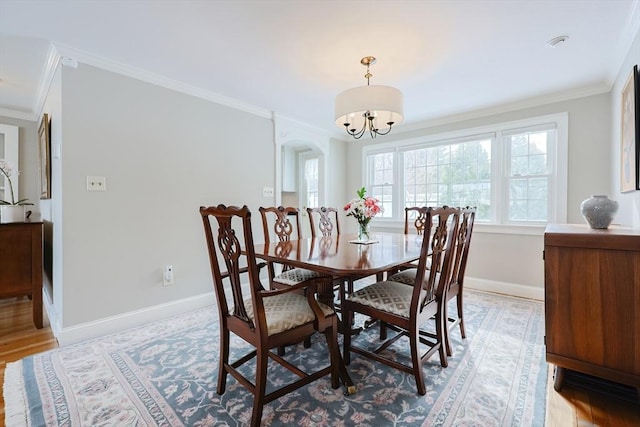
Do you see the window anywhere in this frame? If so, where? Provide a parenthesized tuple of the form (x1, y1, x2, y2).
(363, 114, 568, 226)
(506, 126, 554, 222)
(403, 138, 492, 220)
(303, 156, 319, 208)
(366, 152, 394, 217)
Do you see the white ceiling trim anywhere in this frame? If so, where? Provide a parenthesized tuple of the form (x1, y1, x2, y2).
(611, 0, 640, 83)
(32, 43, 62, 122)
(0, 108, 33, 121)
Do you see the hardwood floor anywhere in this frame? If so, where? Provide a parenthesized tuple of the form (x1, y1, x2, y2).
(1, 297, 638, 426)
(0, 297, 58, 423)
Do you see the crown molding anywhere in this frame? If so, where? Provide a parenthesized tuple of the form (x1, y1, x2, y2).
(32, 43, 62, 121)
(52, 42, 273, 120)
(0, 108, 34, 121)
(607, 0, 640, 84)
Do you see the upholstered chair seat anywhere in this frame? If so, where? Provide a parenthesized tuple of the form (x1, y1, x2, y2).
(273, 267, 322, 286)
(244, 293, 334, 335)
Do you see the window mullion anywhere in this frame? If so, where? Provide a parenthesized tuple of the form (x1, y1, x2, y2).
(493, 134, 504, 224)
(395, 148, 403, 219)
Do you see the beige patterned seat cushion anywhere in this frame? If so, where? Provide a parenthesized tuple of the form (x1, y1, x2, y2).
(387, 268, 418, 285)
(273, 267, 322, 286)
(346, 281, 414, 318)
(387, 257, 433, 285)
(244, 293, 334, 335)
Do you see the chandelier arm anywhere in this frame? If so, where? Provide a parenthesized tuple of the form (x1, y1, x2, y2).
(372, 123, 394, 137)
(345, 119, 368, 139)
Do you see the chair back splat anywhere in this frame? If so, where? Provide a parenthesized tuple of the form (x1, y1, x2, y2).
(307, 206, 341, 238)
(200, 204, 346, 426)
(404, 206, 428, 235)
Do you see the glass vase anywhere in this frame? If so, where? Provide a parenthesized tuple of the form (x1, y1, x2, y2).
(358, 221, 370, 242)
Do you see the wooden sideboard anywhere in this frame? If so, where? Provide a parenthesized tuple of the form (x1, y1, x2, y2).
(0, 221, 43, 328)
(544, 224, 640, 391)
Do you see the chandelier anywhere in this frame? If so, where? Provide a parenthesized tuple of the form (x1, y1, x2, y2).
(335, 56, 404, 139)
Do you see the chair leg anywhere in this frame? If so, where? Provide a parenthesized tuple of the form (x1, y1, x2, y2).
(437, 312, 448, 368)
(444, 302, 453, 357)
(343, 307, 354, 365)
(304, 337, 312, 348)
(410, 328, 426, 396)
(379, 320, 388, 341)
(217, 328, 229, 394)
(457, 293, 466, 338)
(251, 347, 269, 427)
(323, 324, 341, 390)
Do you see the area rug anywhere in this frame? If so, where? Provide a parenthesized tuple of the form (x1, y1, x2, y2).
(4, 290, 547, 426)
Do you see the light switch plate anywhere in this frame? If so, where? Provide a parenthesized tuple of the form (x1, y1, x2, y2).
(262, 186, 274, 197)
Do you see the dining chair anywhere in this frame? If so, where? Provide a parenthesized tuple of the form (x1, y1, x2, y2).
(442, 206, 476, 355)
(259, 206, 323, 290)
(342, 206, 460, 395)
(306, 206, 376, 326)
(404, 206, 429, 235)
(306, 206, 349, 299)
(386, 206, 476, 356)
(376, 206, 428, 285)
(199, 204, 342, 426)
(306, 206, 341, 238)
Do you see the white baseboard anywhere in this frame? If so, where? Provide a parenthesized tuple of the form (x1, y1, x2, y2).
(56, 292, 216, 346)
(51, 279, 540, 346)
(466, 277, 544, 301)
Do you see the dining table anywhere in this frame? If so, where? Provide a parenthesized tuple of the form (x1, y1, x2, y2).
(253, 231, 424, 395)
(254, 231, 423, 283)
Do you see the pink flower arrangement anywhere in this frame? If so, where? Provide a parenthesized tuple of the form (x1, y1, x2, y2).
(344, 187, 383, 239)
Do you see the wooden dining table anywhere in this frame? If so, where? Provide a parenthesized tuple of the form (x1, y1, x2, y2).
(254, 231, 423, 282)
(253, 231, 423, 395)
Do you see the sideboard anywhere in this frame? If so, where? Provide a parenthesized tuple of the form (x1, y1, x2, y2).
(0, 221, 43, 328)
(544, 224, 640, 392)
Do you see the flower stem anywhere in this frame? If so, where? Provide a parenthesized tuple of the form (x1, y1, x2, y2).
(1, 169, 16, 205)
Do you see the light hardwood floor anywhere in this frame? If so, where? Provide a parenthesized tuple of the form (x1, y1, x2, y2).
(1, 297, 638, 426)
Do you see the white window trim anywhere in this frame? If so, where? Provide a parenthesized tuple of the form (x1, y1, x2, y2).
(362, 113, 568, 235)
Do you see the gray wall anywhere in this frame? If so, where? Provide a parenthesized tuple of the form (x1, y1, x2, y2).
(611, 20, 640, 227)
(347, 92, 612, 293)
(58, 64, 275, 326)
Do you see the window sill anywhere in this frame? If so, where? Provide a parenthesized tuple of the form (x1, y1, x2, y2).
(474, 223, 546, 236)
(372, 220, 548, 236)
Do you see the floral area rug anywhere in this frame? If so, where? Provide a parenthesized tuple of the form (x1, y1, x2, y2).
(4, 290, 547, 426)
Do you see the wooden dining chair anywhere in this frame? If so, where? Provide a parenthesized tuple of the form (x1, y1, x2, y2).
(259, 206, 323, 290)
(442, 206, 476, 356)
(305, 206, 373, 323)
(342, 206, 460, 395)
(306, 206, 341, 238)
(405, 206, 429, 235)
(306, 206, 348, 295)
(378, 206, 428, 282)
(199, 204, 342, 426)
(387, 206, 476, 356)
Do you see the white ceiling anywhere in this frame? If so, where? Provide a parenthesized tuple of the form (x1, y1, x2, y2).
(1, 0, 639, 133)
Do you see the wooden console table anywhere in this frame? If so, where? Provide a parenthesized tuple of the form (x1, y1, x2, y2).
(544, 224, 640, 392)
(0, 221, 43, 328)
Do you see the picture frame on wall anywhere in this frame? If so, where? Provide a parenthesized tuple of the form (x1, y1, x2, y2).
(620, 65, 640, 192)
(38, 113, 51, 199)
